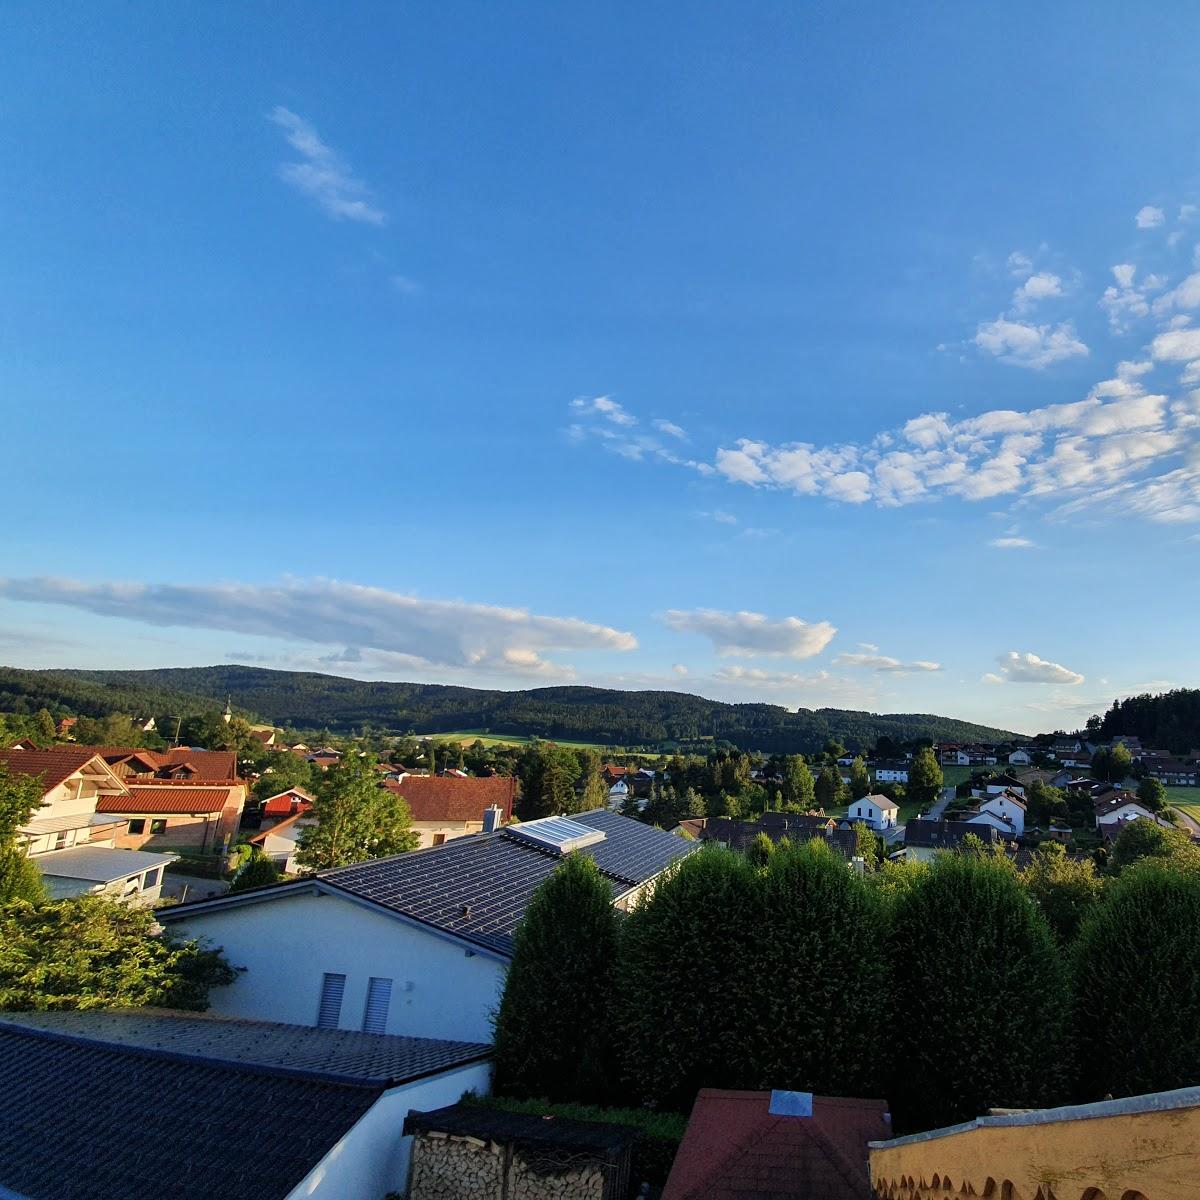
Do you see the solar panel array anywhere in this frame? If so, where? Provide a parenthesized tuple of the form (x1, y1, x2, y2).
(504, 815, 607, 855)
(320, 808, 699, 955)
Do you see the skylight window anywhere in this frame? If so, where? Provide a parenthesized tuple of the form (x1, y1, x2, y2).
(504, 816, 606, 855)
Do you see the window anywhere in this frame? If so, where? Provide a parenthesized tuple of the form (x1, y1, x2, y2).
(432, 833, 446, 847)
(143, 868, 160, 889)
(127, 819, 146, 835)
(54, 831, 69, 850)
(150, 819, 167, 834)
(362, 977, 393, 1034)
(317, 973, 347, 1029)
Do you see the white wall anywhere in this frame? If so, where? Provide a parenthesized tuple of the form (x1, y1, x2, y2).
(287, 1060, 492, 1200)
(175, 890, 507, 1042)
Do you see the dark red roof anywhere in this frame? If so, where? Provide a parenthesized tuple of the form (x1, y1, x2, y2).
(662, 1090, 890, 1200)
(0, 748, 118, 793)
(97, 785, 241, 815)
(82, 747, 239, 782)
(381, 775, 515, 823)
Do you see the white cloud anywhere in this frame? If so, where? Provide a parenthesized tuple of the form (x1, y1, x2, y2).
(989, 536, 1036, 548)
(1012, 271, 1064, 313)
(1136, 205, 1166, 229)
(989, 651, 1085, 686)
(570, 395, 636, 426)
(1101, 264, 1167, 332)
(662, 608, 836, 659)
(0, 577, 637, 680)
(858, 642, 879, 652)
(652, 418, 687, 440)
(973, 317, 1088, 369)
(268, 107, 386, 226)
(1152, 327, 1200, 362)
(832, 652, 942, 673)
(672, 663, 689, 676)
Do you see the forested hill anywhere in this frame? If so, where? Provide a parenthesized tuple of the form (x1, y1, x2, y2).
(1098, 688, 1200, 755)
(0, 664, 1017, 753)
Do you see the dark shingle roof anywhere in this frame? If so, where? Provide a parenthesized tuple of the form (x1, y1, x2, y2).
(0, 1010, 490, 1087)
(903, 819, 1003, 850)
(321, 809, 694, 955)
(0, 1019, 385, 1200)
(171, 807, 697, 957)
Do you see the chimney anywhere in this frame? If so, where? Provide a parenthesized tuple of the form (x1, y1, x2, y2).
(482, 805, 503, 834)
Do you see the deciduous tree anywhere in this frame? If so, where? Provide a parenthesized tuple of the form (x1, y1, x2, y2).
(848, 756, 871, 800)
(907, 746, 944, 808)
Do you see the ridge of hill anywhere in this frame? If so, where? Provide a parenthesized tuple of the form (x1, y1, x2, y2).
(0, 664, 1018, 754)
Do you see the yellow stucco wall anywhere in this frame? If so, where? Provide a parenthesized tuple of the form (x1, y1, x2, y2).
(871, 1099, 1200, 1200)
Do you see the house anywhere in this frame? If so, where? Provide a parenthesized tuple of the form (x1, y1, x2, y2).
(704, 812, 835, 852)
(1145, 759, 1199, 786)
(662, 1089, 891, 1200)
(0, 748, 176, 902)
(7, 736, 38, 751)
(381, 774, 516, 848)
(870, 1083, 1200, 1200)
(1007, 748, 1033, 765)
(903, 819, 1003, 862)
(874, 762, 909, 783)
(56, 716, 76, 738)
(965, 790, 1026, 837)
(248, 807, 315, 873)
(99, 780, 247, 854)
(942, 749, 971, 766)
(601, 763, 629, 786)
(846, 794, 899, 830)
(259, 786, 316, 826)
(969, 773, 1026, 799)
(1093, 793, 1164, 836)
(606, 777, 631, 809)
(0, 1009, 491, 1200)
(160, 809, 697, 1043)
(91, 746, 240, 783)
(1047, 821, 1074, 843)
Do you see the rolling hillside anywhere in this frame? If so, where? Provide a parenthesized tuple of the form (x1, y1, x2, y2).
(0, 664, 1017, 753)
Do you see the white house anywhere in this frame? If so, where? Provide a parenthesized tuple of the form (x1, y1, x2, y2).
(1007, 748, 1032, 766)
(161, 809, 697, 1044)
(0, 1009, 492, 1200)
(606, 778, 630, 808)
(874, 764, 909, 783)
(1094, 798, 1162, 835)
(0, 747, 176, 903)
(965, 790, 1026, 837)
(847, 794, 900, 831)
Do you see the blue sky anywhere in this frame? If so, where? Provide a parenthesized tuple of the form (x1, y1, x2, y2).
(3, 2, 1200, 734)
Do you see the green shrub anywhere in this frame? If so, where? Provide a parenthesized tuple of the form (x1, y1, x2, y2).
(1072, 858, 1200, 1100)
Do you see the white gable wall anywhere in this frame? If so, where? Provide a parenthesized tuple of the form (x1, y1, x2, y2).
(979, 794, 1025, 835)
(174, 890, 506, 1043)
(286, 1061, 493, 1200)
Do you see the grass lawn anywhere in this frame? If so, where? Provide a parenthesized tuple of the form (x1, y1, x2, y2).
(937, 764, 974, 787)
(1163, 785, 1200, 805)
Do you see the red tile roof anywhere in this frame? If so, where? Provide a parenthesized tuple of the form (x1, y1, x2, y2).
(97, 786, 241, 815)
(662, 1090, 890, 1200)
(381, 775, 515, 823)
(0, 748, 121, 793)
(261, 789, 315, 817)
(81, 746, 239, 782)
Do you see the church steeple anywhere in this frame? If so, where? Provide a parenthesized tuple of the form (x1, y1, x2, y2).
(222, 696, 233, 724)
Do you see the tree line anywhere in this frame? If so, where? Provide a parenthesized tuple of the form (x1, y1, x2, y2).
(493, 823, 1200, 1137)
(19, 664, 1016, 751)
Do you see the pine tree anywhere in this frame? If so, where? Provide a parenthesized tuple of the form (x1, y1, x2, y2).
(907, 746, 944, 807)
(493, 854, 619, 1103)
(814, 764, 844, 810)
(849, 756, 871, 800)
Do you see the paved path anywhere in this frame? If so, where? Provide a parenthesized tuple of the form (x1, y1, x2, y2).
(1172, 806, 1200, 838)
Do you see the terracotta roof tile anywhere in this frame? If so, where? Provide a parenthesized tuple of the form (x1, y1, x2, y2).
(97, 786, 239, 815)
(663, 1090, 890, 1200)
(0, 748, 118, 793)
(381, 775, 515, 823)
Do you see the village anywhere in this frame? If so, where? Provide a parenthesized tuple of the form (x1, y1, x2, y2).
(0, 703, 1198, 1199)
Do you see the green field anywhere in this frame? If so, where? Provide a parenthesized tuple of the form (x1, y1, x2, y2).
(1164, 786, 1200, 805)
(431, 730, 618, 752)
